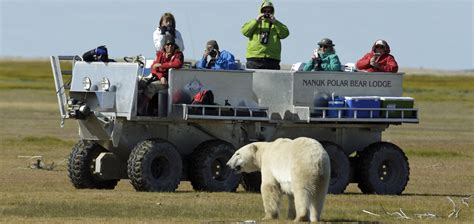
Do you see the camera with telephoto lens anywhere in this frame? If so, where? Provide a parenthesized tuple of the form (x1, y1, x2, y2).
(209, 49, 218, 58)
(260, 31, 270, 44)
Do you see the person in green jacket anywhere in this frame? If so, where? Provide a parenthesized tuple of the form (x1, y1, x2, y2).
(241, 0, 289, 70)
(303, 38, 342, 72)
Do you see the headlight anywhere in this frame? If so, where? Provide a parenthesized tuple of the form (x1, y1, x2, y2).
(100, 77, 110, 91)
(82, 77, 91, 90)
(67, 99, 75, 106)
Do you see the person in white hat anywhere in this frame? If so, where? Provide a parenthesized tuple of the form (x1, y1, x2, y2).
(356, 39, 398, 72)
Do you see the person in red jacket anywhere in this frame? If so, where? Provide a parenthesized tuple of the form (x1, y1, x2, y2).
(138, 36, 184, 115)
(356, 39, 398, 73)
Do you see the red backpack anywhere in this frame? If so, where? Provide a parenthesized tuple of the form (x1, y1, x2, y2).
(191, 90, 214, 105)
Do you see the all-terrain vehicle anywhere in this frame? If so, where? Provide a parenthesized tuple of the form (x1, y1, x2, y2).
(51, 55, 418, 194)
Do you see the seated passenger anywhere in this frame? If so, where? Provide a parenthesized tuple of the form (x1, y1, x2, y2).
(303, 38, 341, 71)
(153, 12, 185, 52)
(138, 36, 184, 115)
(356, 39, 398, 73)
(196, 40, 238, 70)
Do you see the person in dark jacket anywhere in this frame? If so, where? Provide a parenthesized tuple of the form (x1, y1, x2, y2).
(303, 38, 341, 72)
(196, 40, 238, 70)
(138, 36, 183, 115)
(356, 39, 398, 73)
(241, 0, 289, 70)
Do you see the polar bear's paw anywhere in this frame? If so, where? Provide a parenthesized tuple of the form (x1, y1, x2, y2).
(262, 213, 278, 220)
(294, 217, 310, 222)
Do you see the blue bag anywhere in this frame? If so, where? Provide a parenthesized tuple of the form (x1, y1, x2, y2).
(82, 45, 110, 62)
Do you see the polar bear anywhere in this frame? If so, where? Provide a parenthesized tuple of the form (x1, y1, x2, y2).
(227, 137, 330, 222)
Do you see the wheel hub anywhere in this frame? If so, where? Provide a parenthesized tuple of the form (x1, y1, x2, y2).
(330, 159, 340, 184)
(151, 157, 170, 180)
(378, 161, 392, 182)
(211, 157, 228, 181)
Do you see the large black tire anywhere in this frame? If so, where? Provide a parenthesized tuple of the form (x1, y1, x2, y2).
(321, 141, 350, 194)
(189, 140, 241, 192)
(68, 140, 119, 189)
(241, 172, 262, 193)
(356, 142, 410, 195)
(127, 139, 182, 192)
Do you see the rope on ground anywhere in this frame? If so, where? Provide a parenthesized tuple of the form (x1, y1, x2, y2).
(461, 195, 472, 207)
(363, 196, 472, 220)
(362, 209, 381, 217)
(17, 155, 67, 171)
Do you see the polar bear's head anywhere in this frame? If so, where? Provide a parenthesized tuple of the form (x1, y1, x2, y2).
(226, 143, 260, 173)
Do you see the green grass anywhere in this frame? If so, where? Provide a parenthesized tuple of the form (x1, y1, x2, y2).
(0, 61, 55, 90)
(4, 136, 74, 148)
(0, 191, 263, 221)
(0, 60, 73, 90)
(405, 148, 470, 158)
(403, 75, 474, 102)
(0, 61, 473, 223)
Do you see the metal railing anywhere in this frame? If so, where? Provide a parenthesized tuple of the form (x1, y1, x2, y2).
(50, 55, 82, 126)
(179, 104, 270, 121)
(179, 104, 418, 123)
(307, 106, 419, 123)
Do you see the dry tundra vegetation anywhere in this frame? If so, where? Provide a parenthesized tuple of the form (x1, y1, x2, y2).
(0, 60, 473, 223)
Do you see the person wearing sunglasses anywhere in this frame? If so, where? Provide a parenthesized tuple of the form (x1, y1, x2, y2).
(356, 39, 398, 73)
(241, 0, 289, 70)
(138, 36, 184, 115)
(303, 38, 342, 71)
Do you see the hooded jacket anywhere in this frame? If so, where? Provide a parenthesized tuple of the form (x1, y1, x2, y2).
(241, 1, 289, 61)
(356, 40, 398, 73)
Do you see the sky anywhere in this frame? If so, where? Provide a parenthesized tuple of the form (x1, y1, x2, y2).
(0, 0, 473, 70)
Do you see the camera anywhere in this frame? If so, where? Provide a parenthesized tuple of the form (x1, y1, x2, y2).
(160, 26, 168, 34)
(263, 13, 271, 19)
(160, 26, 175, 37)
(209, 49, 218, 58)
(260, 31, 270, 44)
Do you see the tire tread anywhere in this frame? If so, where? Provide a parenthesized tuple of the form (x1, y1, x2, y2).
(189, 140, 240, 192)
(357, 142, 410, 195)
(127, 139, 181, 192)
(67, 140, 118, 189)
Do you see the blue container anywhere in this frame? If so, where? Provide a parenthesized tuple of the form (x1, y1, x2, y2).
(344, 96, 381, 118)
(327, 97, 345, 118)
(312, 93, 329, 117)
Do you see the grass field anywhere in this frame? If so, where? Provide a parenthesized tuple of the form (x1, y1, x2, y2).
(0, 60, 473, 223)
